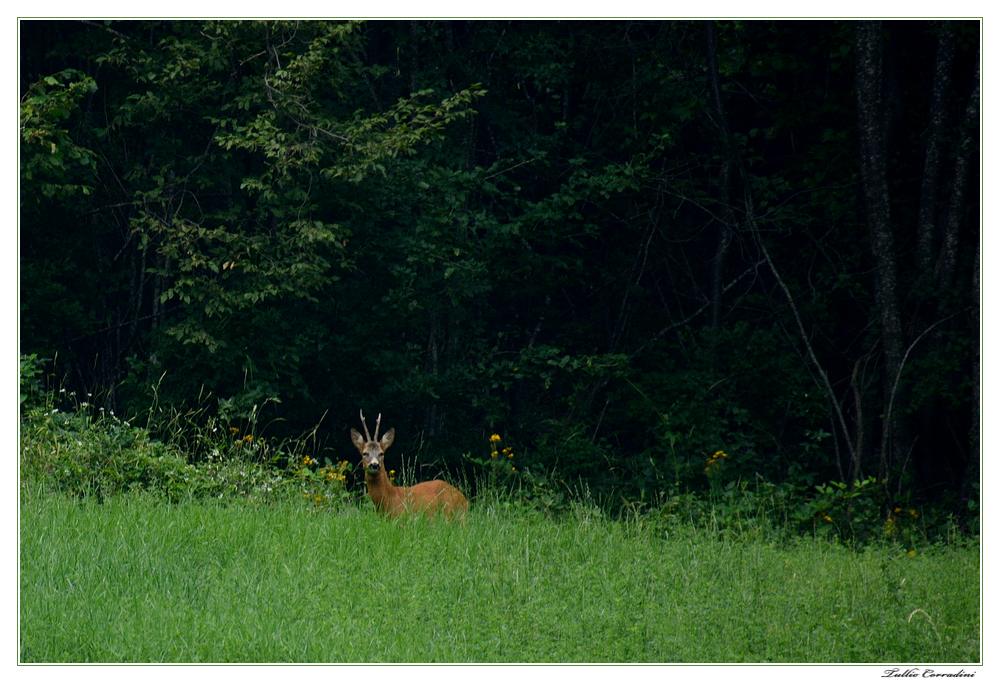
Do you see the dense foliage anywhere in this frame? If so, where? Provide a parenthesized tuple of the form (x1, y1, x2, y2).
(20, 20, 979, 522)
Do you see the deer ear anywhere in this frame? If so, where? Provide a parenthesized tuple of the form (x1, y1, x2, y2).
(350, 428, 365, 452)
(379, 428, 395, 451)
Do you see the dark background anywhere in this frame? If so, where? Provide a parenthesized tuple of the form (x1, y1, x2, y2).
(20, 20, 980, 512)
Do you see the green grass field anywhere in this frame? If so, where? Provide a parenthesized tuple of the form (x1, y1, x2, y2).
(20, 491, 979, 663)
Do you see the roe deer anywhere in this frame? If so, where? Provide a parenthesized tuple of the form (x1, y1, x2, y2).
(350, 410, 468, 519)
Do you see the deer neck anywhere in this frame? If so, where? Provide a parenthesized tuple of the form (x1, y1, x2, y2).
(364, 465, 399, 510)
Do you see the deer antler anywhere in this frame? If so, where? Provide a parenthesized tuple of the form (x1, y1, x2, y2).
(373, 413, 382, 442)
(359, 409, 372, 442)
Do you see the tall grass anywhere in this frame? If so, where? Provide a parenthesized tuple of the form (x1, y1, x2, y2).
(18, 373, 981, 663)
(20, 491, 979, 663)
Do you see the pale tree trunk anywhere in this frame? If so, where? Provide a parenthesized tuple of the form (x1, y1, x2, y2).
(854, 21, 906, 481)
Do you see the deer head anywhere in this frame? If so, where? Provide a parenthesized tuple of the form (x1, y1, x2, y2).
(350, 410, 396, 475)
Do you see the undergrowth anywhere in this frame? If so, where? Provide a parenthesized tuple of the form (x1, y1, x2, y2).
(19, 355, 977, 549)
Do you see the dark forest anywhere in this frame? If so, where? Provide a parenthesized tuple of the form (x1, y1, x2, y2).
(20, 20, 980, 529)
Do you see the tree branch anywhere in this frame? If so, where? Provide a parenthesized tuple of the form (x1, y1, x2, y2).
(746, 191, 857, 470)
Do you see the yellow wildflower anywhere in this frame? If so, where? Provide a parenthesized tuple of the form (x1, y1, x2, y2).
(489, 434, 502, 443)
(243, 434, 254, 443)
(705, 450, 729, 471)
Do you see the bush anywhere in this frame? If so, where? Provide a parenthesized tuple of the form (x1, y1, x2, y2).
(20, 397, 353, 507)
(19, 353, 43, 406)
(21, 405, 201, 502)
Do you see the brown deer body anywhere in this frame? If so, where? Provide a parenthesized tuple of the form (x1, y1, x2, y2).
(351, 411, 468, 519)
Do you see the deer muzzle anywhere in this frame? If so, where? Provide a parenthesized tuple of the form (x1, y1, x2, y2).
(362, 453, 381, 474)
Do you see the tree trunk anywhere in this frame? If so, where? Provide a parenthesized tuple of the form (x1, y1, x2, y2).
(917, 24, 955, 272)
(936, 59, 980, 292)
(854, 21, 906, 481)
(408, 21, 420, 94)
(425, 311, 440, 438)
(706, 22, 736, 329)
(966, 241, 980, 499)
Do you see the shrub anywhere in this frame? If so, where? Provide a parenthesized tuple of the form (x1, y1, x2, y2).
(19, 395, 353, 507)
(20, 405, 201, 502)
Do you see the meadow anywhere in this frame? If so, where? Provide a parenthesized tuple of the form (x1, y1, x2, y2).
(20, 490, 979, 663)
(20, 18, 982, 667)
